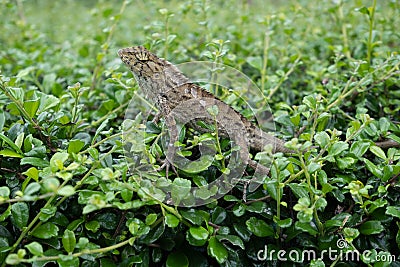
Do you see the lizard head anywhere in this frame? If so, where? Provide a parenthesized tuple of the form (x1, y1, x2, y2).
(118, 46, 166, 79)
(118, 46, 190, 98)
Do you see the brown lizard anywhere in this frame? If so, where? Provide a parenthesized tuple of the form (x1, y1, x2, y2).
(118, 46, 293, 187)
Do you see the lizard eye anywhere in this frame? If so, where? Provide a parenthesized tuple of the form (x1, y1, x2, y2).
(153, 73, 161, 79)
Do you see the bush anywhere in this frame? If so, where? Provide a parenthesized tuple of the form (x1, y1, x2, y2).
(0, 0, 399, 266)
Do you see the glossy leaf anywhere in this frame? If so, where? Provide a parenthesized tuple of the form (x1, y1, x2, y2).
(26, 242, 43, 256)
(31, 222, 59, 239)
(189, 226, 209, 241)
(11, 203, 29, 229)
(166, 251, 189, 267)
(360, 221, 384, 235)
(165, 214, 179, 228)
(207, 236, 228, 264)
(62, 229, 76, 253)
(246, 217, 274, 237)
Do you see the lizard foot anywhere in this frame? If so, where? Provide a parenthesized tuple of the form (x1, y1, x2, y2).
(154, 158, 179, 178)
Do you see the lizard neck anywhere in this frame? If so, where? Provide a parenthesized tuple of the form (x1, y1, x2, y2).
(139, 60, 190, 101)
(163, 60, 190, 88)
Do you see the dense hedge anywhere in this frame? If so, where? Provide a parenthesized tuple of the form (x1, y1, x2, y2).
(0, 0, 399, 266)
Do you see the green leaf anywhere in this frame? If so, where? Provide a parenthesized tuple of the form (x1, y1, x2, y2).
(303, 95, 317, 109)
(307, 162, 321, 174)
(223, 195, 239, 202)
(23, 98, 40, 117)
(246, 56, 262, 70)
(293, 197, 310, 210)
(57, 185, 75, 196)
(295, 222, 318, 236)
(211, 206, 226, 224)
(310, 259, 325, 267)
(15, 132, 24, 149)
(68, 139, 85, 153)
(121, 189, 133, 202)
(186, 230, 208, 247)
(85, 220, 100, 233)
(363, 158, 382, 178)
(92, 118, 109, 145)
(0, 133, 24, 154)
(314, 132, 330, 148)
(265, 181, 279, 201)
(246, 217, 274, 237)
(31, 222, 59, 239)
(0, 204, 11, 221)
(233, 203, 246, 217)
(343, 227, 360, 243)
(0, 110, 4, 132)
(387, 133, 400, 145)
(275, 217, 293, 228)
(369, 145, 387, 161)
(288, 183, 309, 199)
(207, 236, 228, 264)
(140, 222, 164, 244)
(50, 152, 69, 172)
(145, 213, 158, 225)
(0, 149, 23, 158)
(193, 186, 213, 200)
(57, 257, 79, 267)
(11, 202, 29, 229)
(350, 141, 370, 158)
(246, 201, 267, 214)
(165, 214, 179, 228)
(62, 229, 76, 253)
(42, 177, 60, 192)
(171, 178, 191, 203)
(189, 226, 209, 241)
(328, 142, 348, 156)
(39, 207, 57, 222)
(20, 157, 49, 168)
(216, 235, 245, 249)
(22, 167, 39, 181)
(378, 117, 390, 133)
(359, 221, 384, 235)
(181, 155, 214, 174)
(0, 186, 11, 198)
(206, 105, 219, 116)
(336, 156, 356, 169)
(386, 206, 400, 218)
(181, 210, 208, 225)
(26, 242, 43, 256)
(315, 197, 327, 211)
(297, 209, 313, 223)
(166, 251, 189, 267)
(24, 182, 41, 195)
(5, 253, 22, 265)
(39, 94, 59, 112)
(357, 6, 370, 15)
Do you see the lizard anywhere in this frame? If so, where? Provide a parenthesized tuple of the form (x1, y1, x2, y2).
(118, 45, 293, 190)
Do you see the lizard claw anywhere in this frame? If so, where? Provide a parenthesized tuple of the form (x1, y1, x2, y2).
(155, 158, 179, 178)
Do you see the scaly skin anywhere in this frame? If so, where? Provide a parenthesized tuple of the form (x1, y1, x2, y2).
(118, 46, 293, 191)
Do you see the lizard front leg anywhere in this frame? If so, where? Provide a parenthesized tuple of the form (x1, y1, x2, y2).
(156, 94, 179, 177)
